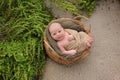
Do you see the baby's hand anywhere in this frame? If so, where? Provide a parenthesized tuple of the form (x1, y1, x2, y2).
(69, 50, 77, 55)
(68, 35, 75, 41)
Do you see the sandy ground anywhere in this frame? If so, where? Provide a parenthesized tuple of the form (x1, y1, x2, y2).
(43, 0, 120, 80)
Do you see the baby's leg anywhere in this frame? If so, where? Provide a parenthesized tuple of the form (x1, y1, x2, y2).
(79, 32, 93, 47)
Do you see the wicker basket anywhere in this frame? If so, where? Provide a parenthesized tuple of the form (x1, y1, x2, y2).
(44, 16, 92, 65)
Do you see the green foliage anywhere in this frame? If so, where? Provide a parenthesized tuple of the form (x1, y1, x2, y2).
(55, 0, 78, 14)
(76, 0, 96, 16)
(0, 0, 53, 80)
(50, 0, 96, 16)
(0, 0, 52, 41)
(0, 38, 45, 80)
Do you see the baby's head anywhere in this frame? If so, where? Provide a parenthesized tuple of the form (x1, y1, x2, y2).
(49, 23, 65, 41)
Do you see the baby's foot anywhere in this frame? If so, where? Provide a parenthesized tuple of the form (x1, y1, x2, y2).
(86, 38, 93, 47)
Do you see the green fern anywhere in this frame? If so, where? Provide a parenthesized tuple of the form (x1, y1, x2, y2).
(50, 0, 96, 16)
(0, 0, 53, 80)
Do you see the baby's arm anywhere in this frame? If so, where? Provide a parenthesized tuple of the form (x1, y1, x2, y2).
(58, 44, 76, 55)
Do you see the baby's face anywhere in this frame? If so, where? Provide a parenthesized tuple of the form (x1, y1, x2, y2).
(49, 23, 65, 41)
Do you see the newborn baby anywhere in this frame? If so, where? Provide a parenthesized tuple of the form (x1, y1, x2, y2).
(49, 22, 93, 55)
